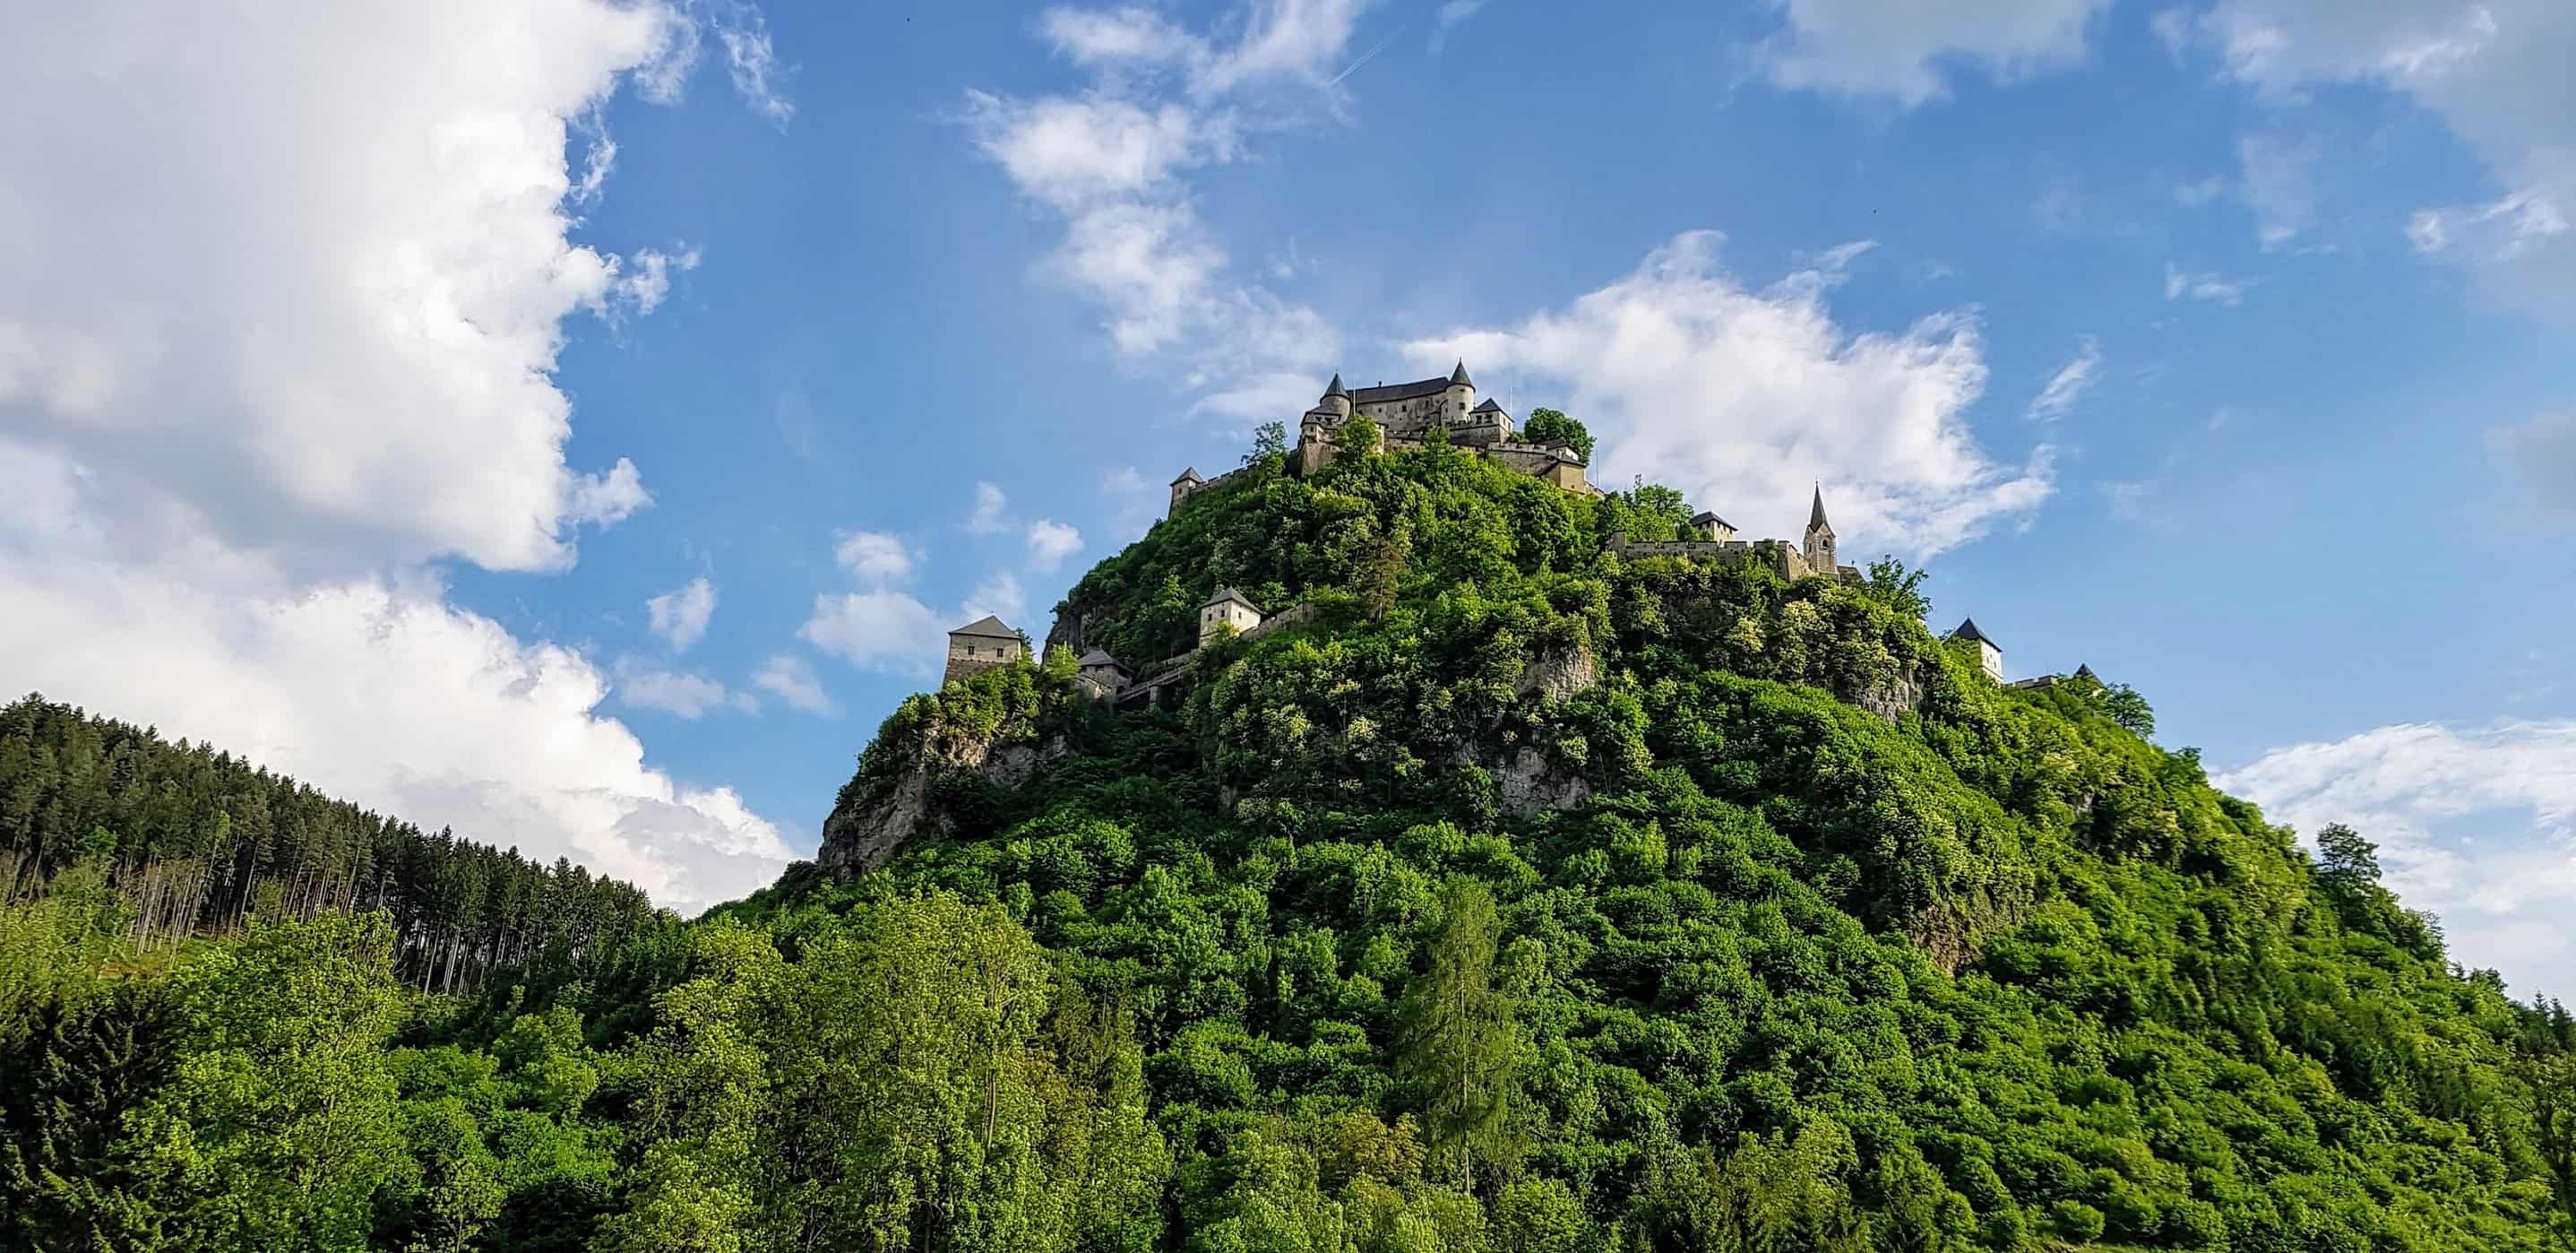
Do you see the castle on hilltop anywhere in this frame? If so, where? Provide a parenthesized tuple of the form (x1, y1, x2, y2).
(1609, 485, 1862, 587)
(1170, 362, 1597, 516)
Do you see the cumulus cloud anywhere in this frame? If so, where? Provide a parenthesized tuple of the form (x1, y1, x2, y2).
(618, 665, 741, 720)
(2219, 720, 2576, 997)
(753, 654, 836, 716)
(833, 530, 918, 583)
(1401, 231, 2050, 559)
(2027, 337, 2102, 421)
(0, 1, 799, 911)
(2489, 411, 2576, 514)
(1751, 0, 2114, 107)
(969, 481, 1013, 535)
(800, 591, 952, 677)
(1026, 519, 1085, 572)
(2188, 0, 2576, 316)
(647, 576, 719, 651)
(964, 0, 1354, 397)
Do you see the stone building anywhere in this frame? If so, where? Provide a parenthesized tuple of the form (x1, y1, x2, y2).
(943, 615, 1024, 684)
(1949, 618, 2003, 682)
(1198, 586, 1262, 647)
(1169, 362, 1596, 517)
(1608, 485, 1863, 585)
(1073, 648, 1128, 701)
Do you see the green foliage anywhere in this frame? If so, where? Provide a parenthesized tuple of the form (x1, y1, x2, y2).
(6, 449, 2574, 1251)
(1518, 410, 1592, 463)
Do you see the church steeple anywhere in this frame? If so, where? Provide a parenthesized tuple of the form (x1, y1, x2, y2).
(1802, 482, 1838, 578)
(1807, 483, 1832, 534)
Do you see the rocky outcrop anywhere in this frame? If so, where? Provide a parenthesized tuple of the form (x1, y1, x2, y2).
(1516, 646, 1598, 704)
(1839, 666, 1927, 725)
(817, 725, 1067, 877)
(1494, 747, 1591, 818)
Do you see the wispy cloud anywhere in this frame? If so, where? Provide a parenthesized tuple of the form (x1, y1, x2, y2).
(2027, 336, 2102, 420)
(2164, 261, 2252, 306)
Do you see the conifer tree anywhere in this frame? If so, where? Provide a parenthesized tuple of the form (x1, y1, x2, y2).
(1394, 876, 1521, 1191)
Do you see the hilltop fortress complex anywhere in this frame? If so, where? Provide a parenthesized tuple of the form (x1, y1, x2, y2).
(948, 361, 2062, 700)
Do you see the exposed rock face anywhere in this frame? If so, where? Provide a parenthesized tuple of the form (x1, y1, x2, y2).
(1839, 666, 1927, 725)
(1516, 646, 1598, 704)
(1495, 747, 1591, 818)
(817, 728, 1066, 876)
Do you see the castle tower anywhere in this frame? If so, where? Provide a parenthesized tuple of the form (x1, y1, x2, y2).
(946, 615, 1024, 684)
(1198, 586, 1262, 647)
(1445, 360, 1474, 424)
(1949, 618, 2003, 682)
(1802, 484, 1837, 578)
(1168, 467, 1204, 517)
(1322, 373, 1351, 419)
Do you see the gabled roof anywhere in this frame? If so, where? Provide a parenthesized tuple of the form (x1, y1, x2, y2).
(1808, 485, 1832, 532)
(1690, 510, 1733, 529)
(1171, 467, 1202, 485)
(1949, 618, 1999, 647)
(951, 614, 1019, 640)
(1347, 375, 1453, 405)
(1075, 648, 1123, 670)
(2073, 663, 2097, 680)
(1470, 397, 1505, 414)
(1201, 586, 1261, 613)
(1450, 360, 1474, 388)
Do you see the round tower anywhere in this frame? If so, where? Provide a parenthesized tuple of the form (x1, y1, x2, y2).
(1445, 360, 1473, 422)
(1322, 373, 1352, 419)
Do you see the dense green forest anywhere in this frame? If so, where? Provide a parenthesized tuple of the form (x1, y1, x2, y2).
(8, 436, 2576, 1251)
(0, 696, 660, 992)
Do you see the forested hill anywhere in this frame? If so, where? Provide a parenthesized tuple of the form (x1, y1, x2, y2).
(0, 694, 659, 990)
(8, 437, 2576, 1251)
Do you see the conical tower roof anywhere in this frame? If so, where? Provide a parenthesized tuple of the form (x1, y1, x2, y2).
(1450, 360, 1473, 388)
(1323, 373, 1347, 398)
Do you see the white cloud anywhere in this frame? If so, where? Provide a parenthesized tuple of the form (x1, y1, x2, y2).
(2189, 0, 2576, 316)
(968, 573, 1030, 626)
(619, 665, 736, 719)
(965, 0, 1351, 402)
(0, 1, 800, 911)
(2027, 337, 2102, 420)
(1026, 519, 1085, 572)
(2174, 175, 2230, 206)
(2219, 721, 2576, 998)
(1752, 0, 2114, 108)
(1429, 0, 1488, 54)
(0, 0, 705, 577)
(2489, 411, 2576, 514)
(969, 481, 1012, 534)
(1403, 231, 2052, 559)
(2236, 131, 2324, 249)
(800, 590, 951, 677)
(2164, 262, 2252, 305)
(1101, 465, 1163, 540)
(646, 576, 718, 651)
(753, 653, 837, 716)
(833, 530, 918, 583)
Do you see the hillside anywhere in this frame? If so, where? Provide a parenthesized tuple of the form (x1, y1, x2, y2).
(4, 440, 2575, 1251)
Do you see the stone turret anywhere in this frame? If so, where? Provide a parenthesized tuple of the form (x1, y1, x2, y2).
(1444, 360, 1474, 423)
(1802, 484, 1837, 580)
(1949, 618, 2003, 683)
(1198, 586, 1262, 646)
(1169, 467, 1204, 517)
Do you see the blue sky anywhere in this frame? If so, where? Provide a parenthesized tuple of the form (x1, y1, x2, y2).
(4, 0, 2573, 991)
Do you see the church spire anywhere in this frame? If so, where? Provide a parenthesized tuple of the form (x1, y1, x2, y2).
(1808, 483, 1831, 532)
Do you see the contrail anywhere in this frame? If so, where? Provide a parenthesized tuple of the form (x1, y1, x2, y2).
(1328, 22, 1407, 86)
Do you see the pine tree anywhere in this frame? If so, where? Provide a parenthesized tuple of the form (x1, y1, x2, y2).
(1394, 876, 1521, 1191)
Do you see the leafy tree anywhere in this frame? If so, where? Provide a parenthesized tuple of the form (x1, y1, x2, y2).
(1863, 557, 1932, 619)
(1519, 409, 1592, 462)
(1245, 421, 1288, 467)
(1337, 413, 1382, 456)
(2098, 681, 2155, 736)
